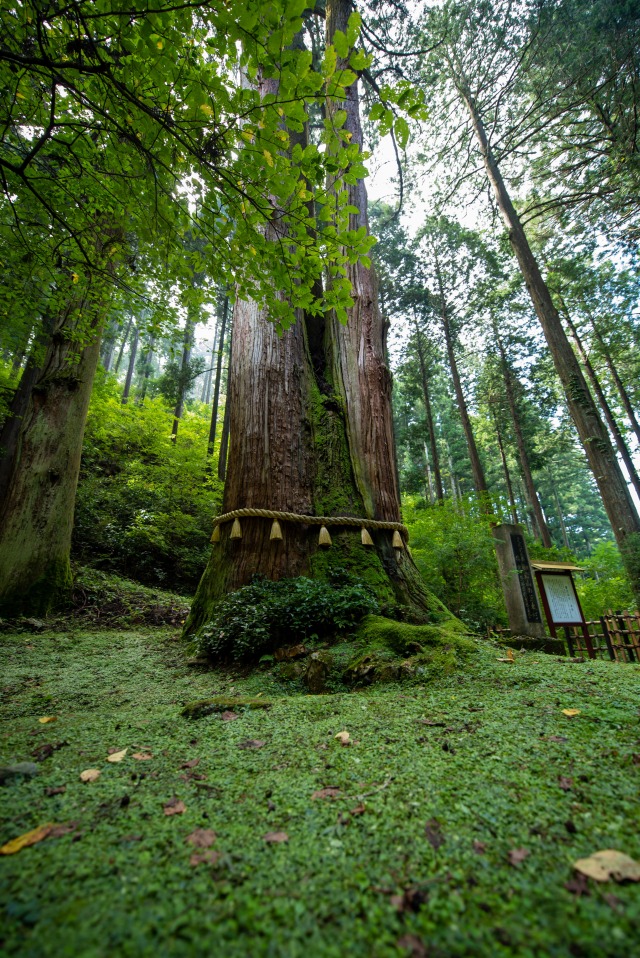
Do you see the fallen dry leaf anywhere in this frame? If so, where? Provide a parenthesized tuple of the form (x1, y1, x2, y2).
(334, 731, 350, 745)
(180, 758, 200, 768)
(396, 934, 428, 958)
(264, 831, 289, 843)
(38, 716, 57, 724)
(0, 823, 55, 855)
(562, 709, 581, 717)
(133, 752, 153, 761)
(80, 768, 101, 783)
(190, 849, 220, 867)
(558, 776, 573, 791)
(350, 803, 366, 816)
(473, 840, 487, 854)
(424, 818, 444, 850)
(221, 711, 239, 722)
(574, 849, 640, 883)
(312, 787, 341, 800)
(508, 847, 530, 866)
(185, 829, 217, 849)
(163, 798, 186, 816)
(237, 740, 265, 750)
(547, 735, 568, 743)
(45, 785, 66, 797)
(565, 872, 590, 897)
(47, 821, 78, 839)
(107, 748, 128, 763)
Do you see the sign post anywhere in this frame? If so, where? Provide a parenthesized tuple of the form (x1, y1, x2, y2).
(531, 562, 594, 659)
(491, 523, 547, 640)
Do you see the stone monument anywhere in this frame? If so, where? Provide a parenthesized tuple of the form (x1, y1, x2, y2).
(491, 522, 547, 640)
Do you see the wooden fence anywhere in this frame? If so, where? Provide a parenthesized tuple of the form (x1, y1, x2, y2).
(490, 611, 640, 662)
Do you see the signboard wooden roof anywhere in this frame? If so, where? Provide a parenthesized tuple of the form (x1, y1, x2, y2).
(530, 560, 584, 572)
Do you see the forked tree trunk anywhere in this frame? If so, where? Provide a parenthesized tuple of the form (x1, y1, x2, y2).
(459, 81, 640, 599)
(186, 9, 457, 635)
(0, 283, 109, 615)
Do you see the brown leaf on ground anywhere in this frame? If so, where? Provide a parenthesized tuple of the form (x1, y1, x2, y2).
(562, 709, 581, 717)
(80, 768, 101, 783)
(107, 749, 128, 763)
(133, 752, 153, 761)
(565, 872, 591, 897)
(237, 740, 265, 750)
(312, 787, 341, 800)
(473, 840, 487, 854)
(558, 776, 573, 791)
(221, 711, 239, 722)
(180, 758, 200, 768)
(425, 818, 444, 850)
(393, 887, 429, 914)
(508, 847, 530, 866)
(417, 718, 446, 727)
(350, 803, 366, 816)
(396, 934, 427, 958)
(38, 716, 57, 724)
(574, 850, 640, 883)
(264, 831, 289, 843)
(185, 829, 217, 848)
(547, 735, 568, 743)
(32, 741, 67, 762)
(334, 731, 350, 745)
(163, 798, 186, 816)
(47, 821, 79, 839)
(189, 849, 220, 867)
(0, 823, 55, 855)
(45, 785, 66, 797)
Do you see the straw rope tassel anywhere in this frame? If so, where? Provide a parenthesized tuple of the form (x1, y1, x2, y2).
(270, 519, 283, 541)
(318, 525, 332, 547)
(392, 530, 404, 549)
(230, 518, 242, 539)
(210, 524, 221, 543)
(361, 527, 374, 547)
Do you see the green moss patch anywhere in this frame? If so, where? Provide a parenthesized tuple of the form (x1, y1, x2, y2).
(1, 626, 639, 957)
(355, 614, 476, 655)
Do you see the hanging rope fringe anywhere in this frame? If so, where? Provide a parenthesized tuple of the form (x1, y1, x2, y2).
(392, 530, 404, 549)
(270, 519, 283, 541)
(210, 508, 408, 549)
(318, 525, 332, 547)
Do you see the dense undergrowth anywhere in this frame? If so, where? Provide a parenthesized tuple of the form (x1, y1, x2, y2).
(1, 623, 639, 957)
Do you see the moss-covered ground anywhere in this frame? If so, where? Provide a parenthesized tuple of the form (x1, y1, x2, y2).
(1, 626, 639, 957)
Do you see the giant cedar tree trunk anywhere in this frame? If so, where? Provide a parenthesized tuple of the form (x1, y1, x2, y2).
(460, 82, 640, 600)
(186, 12, 454, 635)
(0, 286, 108, 615)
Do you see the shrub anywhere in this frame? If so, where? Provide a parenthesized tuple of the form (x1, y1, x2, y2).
(196, 575, 379, 661)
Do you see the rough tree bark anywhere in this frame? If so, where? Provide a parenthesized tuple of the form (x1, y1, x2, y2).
(0, 278, 111, 615)
(186, 9, 457, 635)
(458, 79, 640, 599)
(412, 318, 444, 500)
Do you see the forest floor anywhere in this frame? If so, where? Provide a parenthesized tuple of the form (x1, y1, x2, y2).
(1, 621, 639, 958)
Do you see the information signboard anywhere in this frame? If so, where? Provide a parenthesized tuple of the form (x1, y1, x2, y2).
(540, 574, 583, 624)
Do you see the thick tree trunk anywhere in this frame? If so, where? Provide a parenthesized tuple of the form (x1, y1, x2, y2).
(497, 336, 553, 548)
(186, 9, 457, 635)
(121, 324, 139, 405)
(461, 84, 640, 597)
(561, 305, 640, 502)
(0, 291, 107, 615)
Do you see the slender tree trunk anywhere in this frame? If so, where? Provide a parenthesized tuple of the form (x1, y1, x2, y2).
(186, 11, 459, 635)
(201, 320, 218, 404)
(113, 316, 132, 375)
(587, 312, 640, 448)
(217, 386, 231, 482)
(460, 81, 640, 595)
(437, 291, 488, 501)
(491, 405, 518, 524)
(121, 324, 139, 405)
(207, 294, 229, 457)
(100, 317, 120, 372)
(496, 335, 553, 547)
(549, 474, 571, 551)
(171, 309, 196, 440)
(0, 283, 110, 615)
(136, 335, 155, 404)
(424, 442, 435, 504)
(561, 303, 640, 502)
(413, 319, 444, 499)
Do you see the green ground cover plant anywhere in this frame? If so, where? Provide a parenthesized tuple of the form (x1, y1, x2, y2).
(1, 624, 639, 957)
